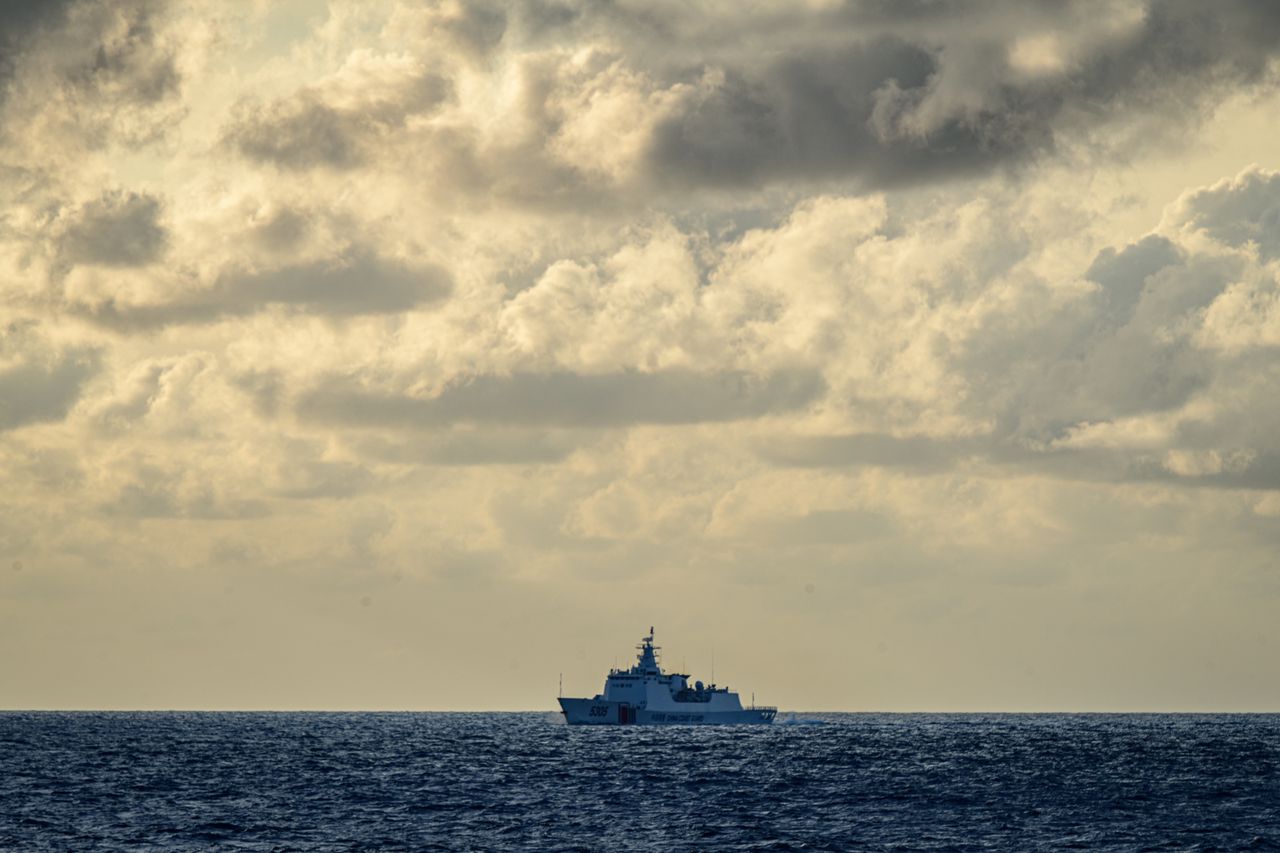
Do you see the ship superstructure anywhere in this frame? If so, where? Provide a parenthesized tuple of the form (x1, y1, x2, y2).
(558, 628, 776, 725)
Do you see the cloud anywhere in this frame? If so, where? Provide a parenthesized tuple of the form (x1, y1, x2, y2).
(497, 223, 706, 371)
(1085, 235, 1183, 323)
(1170, 167, 1280, 261)
(0, 1, 75, 92)
(56, 190, 168, 267)
(298, 368, 825, 429)
(951, 234, 1240, 443)
(81, 352, 232, 436)
(760, 432, 978, 472)
(176, 1, 1280, 219)
(223, 51, 452, 170)
(717, 164, 1280, 490)
(100, 459, 270, 519)
(351, 429, 585, 466)
(1005, 443, 1280, 492)
(639, 1, 1280, 191)
(223, 251, 449, 315)
(70, 1, 180, 106)
(378, 0, 1280, 199)
(646, 38, 993, 190)
(761, 430, 1280, 493)
(0, 0, 185, 153)
(270, 457, 376, 500)
(0, 321, 98, 432)
(6, 0, 1280, 712)
(231, 369, 284, 418)
(64, 249, 452, 329)
(423, 0, 508, 58)
(229, 95, 365, 170)
(758, 507, 896, 546)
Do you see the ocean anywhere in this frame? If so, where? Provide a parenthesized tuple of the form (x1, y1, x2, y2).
(2, 712, 1278, 851)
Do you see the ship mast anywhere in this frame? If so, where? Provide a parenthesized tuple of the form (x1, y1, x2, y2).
(635, 626, 661, 674)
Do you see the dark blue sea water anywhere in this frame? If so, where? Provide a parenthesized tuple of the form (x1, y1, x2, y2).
(2, 712, 1278, 851)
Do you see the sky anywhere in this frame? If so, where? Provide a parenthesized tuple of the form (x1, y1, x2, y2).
(2, 0, 1280, 712)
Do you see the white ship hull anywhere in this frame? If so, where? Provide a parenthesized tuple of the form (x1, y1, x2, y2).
(558, 628, 776, 726)
(559, 697, 776, 726)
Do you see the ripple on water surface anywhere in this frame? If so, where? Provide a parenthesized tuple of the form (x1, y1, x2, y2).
(1, 712, 1279, 851)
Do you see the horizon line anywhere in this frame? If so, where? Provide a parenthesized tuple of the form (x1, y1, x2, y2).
(4, 708, 1279, 715)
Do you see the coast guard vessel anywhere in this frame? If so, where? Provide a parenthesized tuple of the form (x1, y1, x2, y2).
(559, 628, 776, 725)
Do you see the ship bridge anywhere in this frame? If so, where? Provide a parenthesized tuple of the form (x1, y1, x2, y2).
(631, 626, 661, 675)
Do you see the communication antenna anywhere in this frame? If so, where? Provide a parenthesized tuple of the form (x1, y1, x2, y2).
(559, 673, 563, 698)
(711, 645, 715, 684)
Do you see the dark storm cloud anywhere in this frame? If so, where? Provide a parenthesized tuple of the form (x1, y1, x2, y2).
(0, 1, 183, 155)
(637, 0, 1280, 190)
(58, 190, 168, 267)
(0, 323, 98, 431)
(203, 2, 1280, 202)
(646, 38, 1021, 190)
(0, 0, 75, 90)
(74, 250, 452, 329)
(297, 368, 825, 429)
(4, 1, 179, 103)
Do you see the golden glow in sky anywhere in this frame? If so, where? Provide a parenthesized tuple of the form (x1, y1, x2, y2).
(2, 0, 1280, 711)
